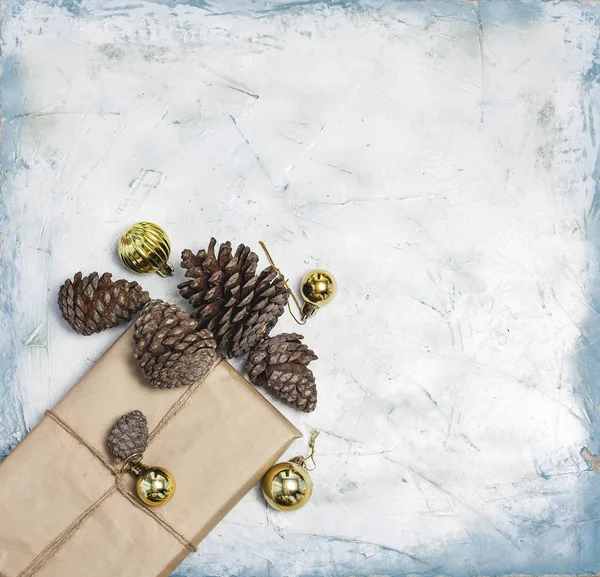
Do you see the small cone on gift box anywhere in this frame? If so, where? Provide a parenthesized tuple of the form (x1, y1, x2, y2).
(107, 410, 176, 506)
(246, 333, 318, 413)
(58, 271, 150, 336)
(107, 410, 149, 462)
(133, 299, 218, 389)
(178, 238, 290, 358)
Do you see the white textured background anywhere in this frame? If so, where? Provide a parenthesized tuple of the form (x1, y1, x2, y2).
(2, 1, 600, 575)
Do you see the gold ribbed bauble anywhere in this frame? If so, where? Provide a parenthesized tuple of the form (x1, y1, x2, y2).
(300, 270, 337, 319)
(118, 222, 173, 277)
(262, 460, 313, 511)
(136, 466, 176, 506)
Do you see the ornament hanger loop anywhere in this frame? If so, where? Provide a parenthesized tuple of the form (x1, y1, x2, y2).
(259, 241, 308, 325)
(120, 452, 145, 473)
(304, 429, 319, 471)
(296, 430, 319, 471)
(259, 241, 337, 325)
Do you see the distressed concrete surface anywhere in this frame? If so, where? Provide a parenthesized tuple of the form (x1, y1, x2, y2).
(2, 1, 600, 575)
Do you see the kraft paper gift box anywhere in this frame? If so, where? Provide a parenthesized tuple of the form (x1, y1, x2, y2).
(0, 326, 301, 577)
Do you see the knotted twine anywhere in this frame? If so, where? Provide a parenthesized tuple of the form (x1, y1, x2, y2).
(16, 358, 224, 577)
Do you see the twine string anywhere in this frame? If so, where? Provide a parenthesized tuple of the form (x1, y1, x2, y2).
(44, 410, 118, 473)
(17, 487, 118, 577)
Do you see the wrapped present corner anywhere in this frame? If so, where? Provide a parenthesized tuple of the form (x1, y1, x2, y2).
(0, 326, 301, 577)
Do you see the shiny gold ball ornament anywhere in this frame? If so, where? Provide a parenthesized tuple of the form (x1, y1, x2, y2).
(301, 270, 337, 319)
(262, 430, 319, 511)
(262, 460, 313, 512)
(126, 457, 176, 507)
(135, 466, 176, 507)
(118, 222, 174, 277)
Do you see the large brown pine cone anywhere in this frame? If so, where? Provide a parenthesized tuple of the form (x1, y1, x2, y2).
(107, 410, 148, 462)
(58, 272, 150, 336)
(246, 333, 318, 413)
(178, 238, 290, 358)
(133, 299, 218, 389)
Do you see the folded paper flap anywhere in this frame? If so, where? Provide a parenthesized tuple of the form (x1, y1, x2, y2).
(0, 325, 302, 577)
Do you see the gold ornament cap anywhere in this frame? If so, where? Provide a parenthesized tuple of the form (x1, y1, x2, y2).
(135, 465, 176, 507)
(262, 461, 313, 511)
(300, 270, 337, 319)
(118, 222, 174, 277)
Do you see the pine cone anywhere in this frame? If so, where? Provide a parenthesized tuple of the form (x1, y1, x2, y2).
(246, 333, 318, 413)
(133, 299, 218, 389)
(178, 239, 290, 358)
(107, 410, 148, 462)
(58, 271, 150, 336)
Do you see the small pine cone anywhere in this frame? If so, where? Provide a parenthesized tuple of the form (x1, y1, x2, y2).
(133, 299, 218, 389)
(246, 333, 318, 413)
(58, 271, 150, 336)
(178, 238, 290, 358)
(107, 410, 148, 462)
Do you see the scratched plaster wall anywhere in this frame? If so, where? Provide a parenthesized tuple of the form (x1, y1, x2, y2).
(2, 1, 600, 575)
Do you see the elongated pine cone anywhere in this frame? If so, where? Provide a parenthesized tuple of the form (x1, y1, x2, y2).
(133, 299, 218, 389)
(58, 271, 150, 336)
(178, 239, 290, 359)
(108, 410, 148, 462)
(246, 333, 318, 413)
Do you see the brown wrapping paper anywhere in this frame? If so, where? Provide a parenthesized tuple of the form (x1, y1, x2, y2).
(0, 326, 301, 577)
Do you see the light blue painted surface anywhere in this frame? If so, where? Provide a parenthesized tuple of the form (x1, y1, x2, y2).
(0, 50, 29, 460)
(1, 1, 600, 576)
(576, 11, 600, 572)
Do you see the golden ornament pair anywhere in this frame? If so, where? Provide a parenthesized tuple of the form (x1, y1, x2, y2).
(118, 222, 337, 323)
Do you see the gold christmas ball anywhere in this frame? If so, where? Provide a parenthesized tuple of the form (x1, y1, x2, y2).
(118, 222, 174, 277)
(300, 270, 337, 318)
(301, 270, 337, 306)
(136, 466, 176, 506)
(262, 461, 313, 511)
